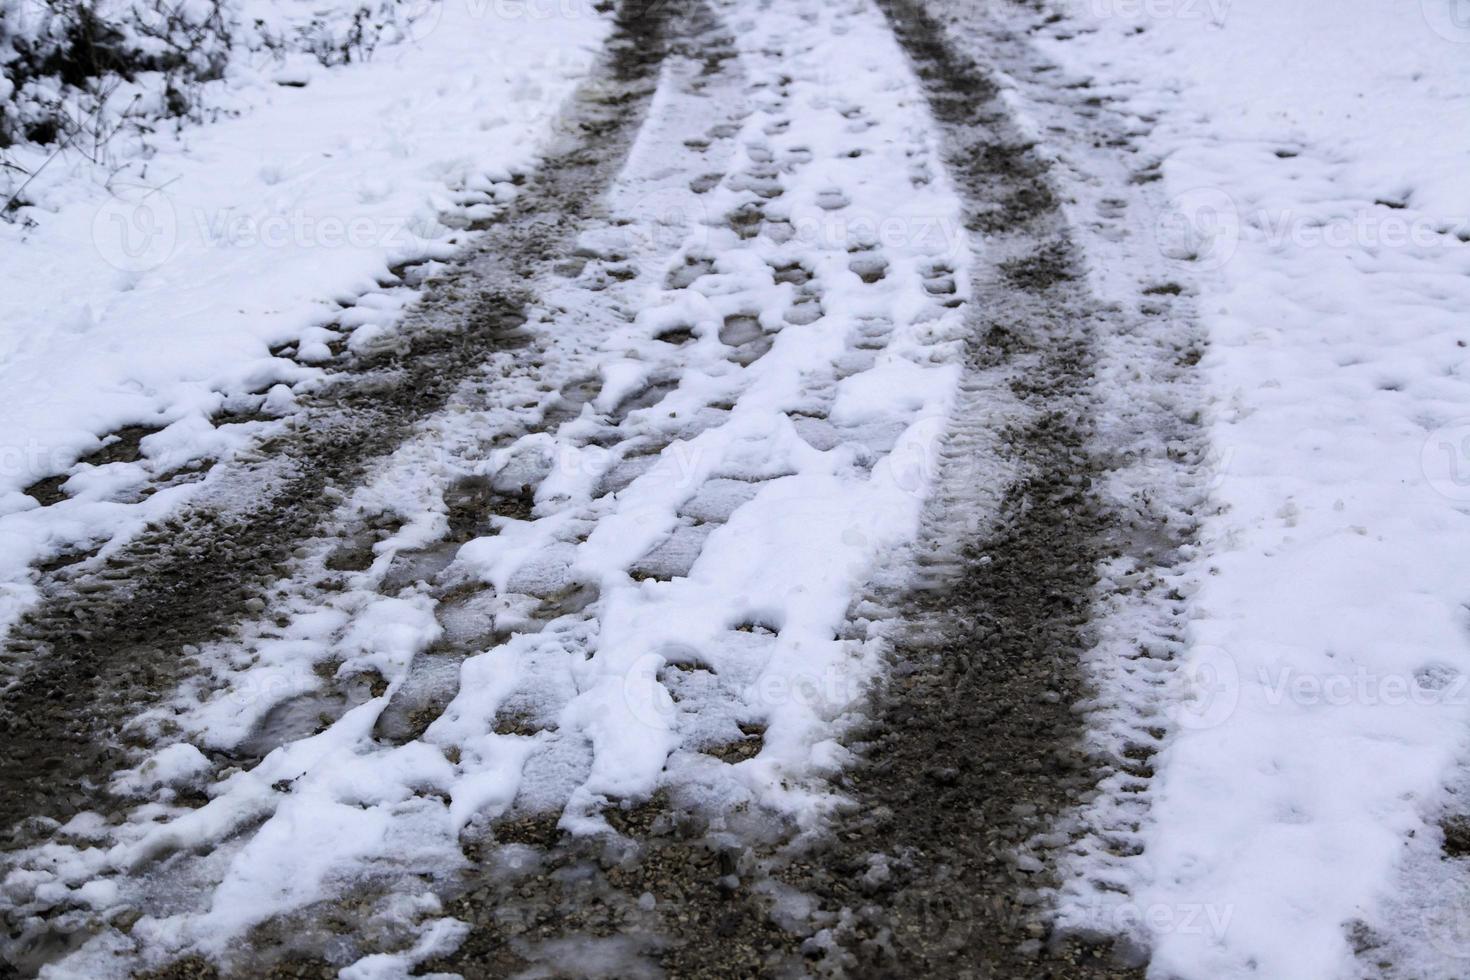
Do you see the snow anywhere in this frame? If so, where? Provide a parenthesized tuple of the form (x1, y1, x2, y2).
(1020, 0, 1470, 975)
(0, 0, 609, 640)
(338, 917, 470, 980)
(6, 0, 1464, 973)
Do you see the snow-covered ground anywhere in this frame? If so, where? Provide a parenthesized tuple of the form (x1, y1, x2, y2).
(1020, 1, 1470, 976)
(0, 0, 607, 639)
(0, 0, 975, 972)
(5, 0, 1470, 975)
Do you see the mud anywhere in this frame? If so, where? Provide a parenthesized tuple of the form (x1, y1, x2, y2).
(420, 802, 810, 980)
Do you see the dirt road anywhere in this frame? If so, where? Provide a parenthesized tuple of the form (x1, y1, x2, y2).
(0, 0, 1201, 975)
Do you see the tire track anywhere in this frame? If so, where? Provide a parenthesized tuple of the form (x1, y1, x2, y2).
(775, 1, 1153, 974)
(2, 1, 765, 975)
(0, 0, 677, 847)
(0, 0, 1199, 976)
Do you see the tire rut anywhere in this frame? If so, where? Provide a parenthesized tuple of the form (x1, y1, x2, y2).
(0, 0, 679, 846)
(778, 1, 1147, 975)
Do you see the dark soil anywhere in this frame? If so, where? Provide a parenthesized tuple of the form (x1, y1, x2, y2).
(21, 424, 164, 504)
(420, 801, 810, 980)
(1442, 816, 1470, 858)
